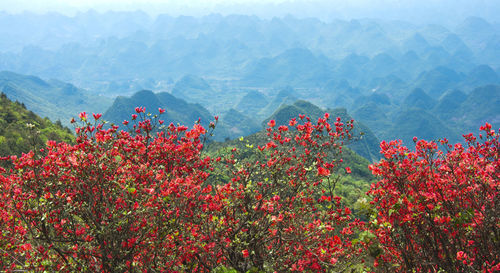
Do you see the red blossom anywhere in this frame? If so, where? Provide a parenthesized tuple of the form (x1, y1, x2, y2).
(242, 249, 249, 258)
(92, 113, 102, 120)
(317, 166, 330, 176)
(79, 111, 87, 120)
(135, 106, 145, 113)
(0, 110, 365, 272)
(367, 124, 499, 272)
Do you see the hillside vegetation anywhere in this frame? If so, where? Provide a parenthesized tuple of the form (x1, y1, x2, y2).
(0, 93, 74, 166)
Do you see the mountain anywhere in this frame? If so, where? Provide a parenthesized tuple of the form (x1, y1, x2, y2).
(320, 79, 361, 109)
(0, 93, 74, 167)
(455, 17, 496, 50)
(263, 100, 380, 161)
(258, 86, 299, 119)
(434, 89, 468, 120)
(171, 74, 213, 104)
(465, 65, 500, 87)
(102, 89, 262, 141)
(352, 102, 391, 137)
(402, 33, 430, 56)
(235, 90, 268, 114)
(0, 12, 498, 155)
(384, 108, 460, 146)
(263, 100, 324, 128)
(335, 53, 370, 84)
(242, 48, 332, 87)
(103, 89, 213, 129)
(352, 83, 500, 150)
(402, 88, 436, 109)
(0, 12, 497, 93)
(219, 108, 261, 140)
(326, 107, 381, 162)
(0, 71, 112, 126)
(414, 66, 464, 96)
(455, 85, 500, 131)
(365, 53, 398, 78)
(353, 92, 392, 111)
(441, 33, 473, 57)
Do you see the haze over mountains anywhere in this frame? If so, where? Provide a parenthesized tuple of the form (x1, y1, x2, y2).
(3, 0, 500, 24)
(0, 5, 499, 160)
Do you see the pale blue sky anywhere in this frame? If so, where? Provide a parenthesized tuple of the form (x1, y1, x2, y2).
(4, 0, 288, 12)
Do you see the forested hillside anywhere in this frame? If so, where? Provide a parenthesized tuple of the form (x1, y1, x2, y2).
(0, 93, 73, 166)
(0, 71, 112, 126)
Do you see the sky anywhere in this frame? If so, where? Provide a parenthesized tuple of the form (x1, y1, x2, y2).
(1, 0, 499, 24)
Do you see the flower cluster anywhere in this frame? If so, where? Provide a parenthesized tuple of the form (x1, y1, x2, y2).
(0, 110, 365, 272)
(2, 107, 497, 272)
(367, 123, 500, 272)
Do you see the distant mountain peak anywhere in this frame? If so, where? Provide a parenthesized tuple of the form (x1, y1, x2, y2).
(173, 74, 211, 91)
(103, 89, 212, 130)
(403, 88, 436, 109)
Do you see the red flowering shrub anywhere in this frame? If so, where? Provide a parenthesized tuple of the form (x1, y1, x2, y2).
(0, 109, 214, 271)
(0, 110, 367, 272)
(201, 115, 367, 272)
(367, 123, 500, 272)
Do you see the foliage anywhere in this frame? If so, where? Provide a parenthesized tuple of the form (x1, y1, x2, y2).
(207, 130, 374, 210)
(2, 104, 498, 273)
(264, 100, 381, 162)
(366, 123, 500, 272)
(0, 109, 368, 272)
(0, 93, 74, 168)
(202, 114, 367, 272)
(0, 108, 214, 272)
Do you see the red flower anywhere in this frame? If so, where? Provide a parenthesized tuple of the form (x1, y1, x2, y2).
(317, 167, 330, 176)
(0, 111, 366, 272)
(242, 249, 249, 258)
(79, 112, 87, 120)
(456, 251, 467, 261)
(344, 207, 351, 215)
(93, 113, 102, 120)
(268, 119, 276, 128)
(367, 123, 500, 272)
